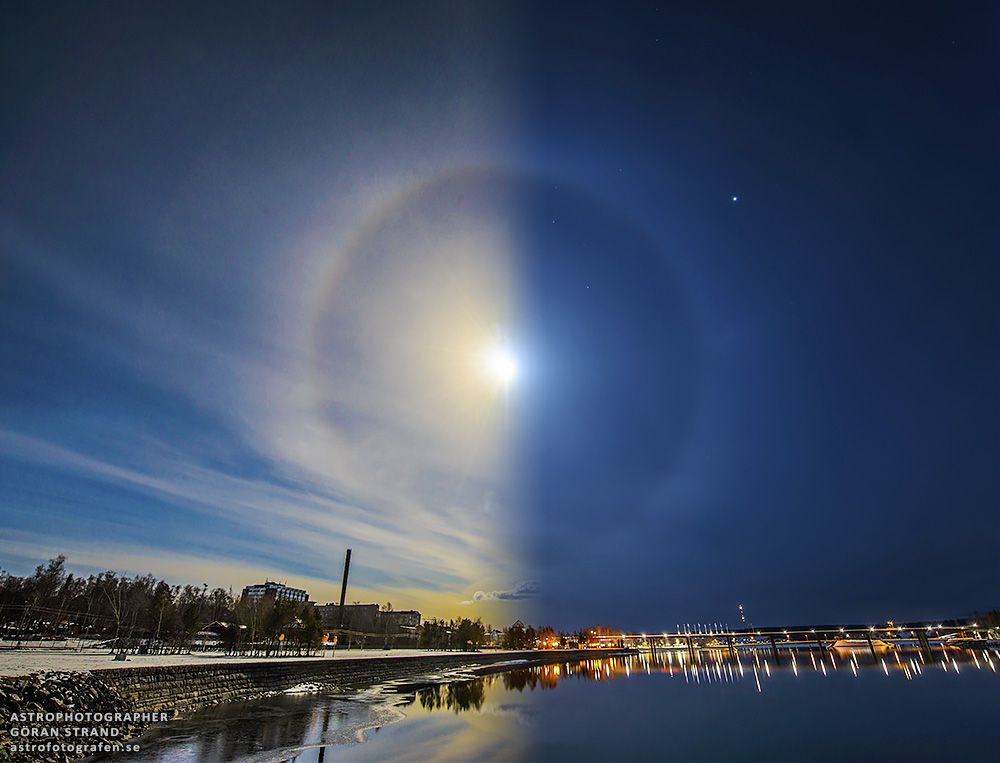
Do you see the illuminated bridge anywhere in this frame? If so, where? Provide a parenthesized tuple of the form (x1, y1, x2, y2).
(586, 622, 997, 659)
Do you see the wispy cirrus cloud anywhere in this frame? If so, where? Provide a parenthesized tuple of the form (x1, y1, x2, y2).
(0, 10, 535, 623)
(0, 160, 528, 624)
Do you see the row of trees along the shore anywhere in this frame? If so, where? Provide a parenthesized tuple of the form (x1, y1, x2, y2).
(0, 556, 654, 655)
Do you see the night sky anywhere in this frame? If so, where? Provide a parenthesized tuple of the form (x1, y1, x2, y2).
(2, 2, 998, 630)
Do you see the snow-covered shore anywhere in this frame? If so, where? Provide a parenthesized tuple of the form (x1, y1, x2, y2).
(0, 648, 475, 677)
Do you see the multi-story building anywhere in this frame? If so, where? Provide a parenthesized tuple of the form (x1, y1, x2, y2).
(380, 610, 421, 631)
(241, 581, 309, 604)
(317, 603, 380, 633)
(315, 604, 421, 636)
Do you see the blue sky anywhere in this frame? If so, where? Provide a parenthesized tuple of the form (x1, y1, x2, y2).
(3, 2, 1000, 630)
(1, 2, 534, 621)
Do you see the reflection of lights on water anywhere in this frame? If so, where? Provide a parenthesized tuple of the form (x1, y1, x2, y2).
(753, 664, 762, 693)
(523, 643, 999, 695)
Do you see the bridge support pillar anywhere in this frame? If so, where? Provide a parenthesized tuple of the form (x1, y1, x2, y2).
(916, 629, 933, 659)
(865, 633, 877, 658)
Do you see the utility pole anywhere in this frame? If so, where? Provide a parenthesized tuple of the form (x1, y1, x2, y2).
(334, 549, 352, 654)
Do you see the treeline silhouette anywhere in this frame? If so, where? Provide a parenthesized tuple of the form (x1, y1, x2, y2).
(0, 555, 324, 655)
(0, 555, 611, 655)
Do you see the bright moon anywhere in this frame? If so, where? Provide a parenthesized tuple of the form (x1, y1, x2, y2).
(483, 343, 518, 386)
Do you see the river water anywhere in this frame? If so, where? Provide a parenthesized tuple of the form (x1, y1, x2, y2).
(102, 646, 1000, 762)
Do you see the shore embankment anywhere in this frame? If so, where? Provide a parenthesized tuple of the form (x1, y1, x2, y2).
(0, 647, 471, 678)
(0, 649, 630, 762)
(92, 649, 621, 715)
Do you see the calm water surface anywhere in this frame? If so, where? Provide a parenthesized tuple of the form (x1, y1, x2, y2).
(108, 647, 1000, 762)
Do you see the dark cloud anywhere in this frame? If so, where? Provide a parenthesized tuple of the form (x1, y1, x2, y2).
(464, 581, 539, 604)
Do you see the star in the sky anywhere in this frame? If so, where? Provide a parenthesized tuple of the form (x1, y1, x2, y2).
(731, 195, 739, 202)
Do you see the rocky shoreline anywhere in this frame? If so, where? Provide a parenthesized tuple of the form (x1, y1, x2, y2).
(0, 671, 140, 762)
(0, 649, 630, 762)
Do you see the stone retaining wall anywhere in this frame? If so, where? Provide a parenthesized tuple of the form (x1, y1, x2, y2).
(1, 650, 629, 761)
(94, 649, 624, 717)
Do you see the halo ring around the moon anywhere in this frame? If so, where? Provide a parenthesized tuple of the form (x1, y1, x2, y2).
(305, 166, 700, 481)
